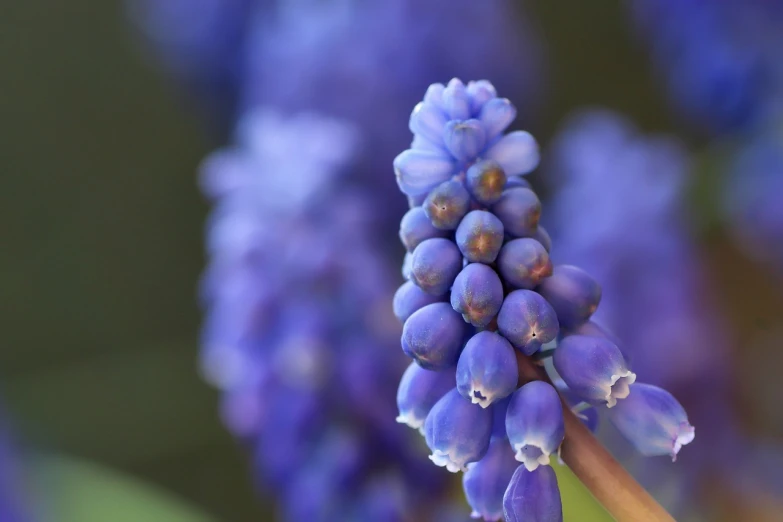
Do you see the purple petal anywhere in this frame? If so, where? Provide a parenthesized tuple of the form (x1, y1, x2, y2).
(608, 383, 694, 460)
(394, 148, 455, 197)
(480, 98, 517, 140)
(410, 101, 449, 144)
(485, 131, 539, 176)
(503, 465, 563, 522)
(505, 382, 564, 471)
(444, 119, 487, 162)
(443, 78, 471, 120)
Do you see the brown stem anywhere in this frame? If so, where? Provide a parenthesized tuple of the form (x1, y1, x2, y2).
(516, 353, 675, 522)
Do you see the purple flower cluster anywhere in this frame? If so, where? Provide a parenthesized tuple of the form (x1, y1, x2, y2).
(130, 0, 543, 217)
(200, 108, 475, 521)
(628, 0, 783, 134)
(546, 110, 737, 515)
(393, 81, 694, 521)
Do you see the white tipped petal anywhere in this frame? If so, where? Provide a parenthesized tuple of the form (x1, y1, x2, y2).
(429, 449, 465, 473)
(604, 370, 636, 408)
(513, 441, 551, 472)
(672, 425, 695, 461)
(395, 411, 425, 430)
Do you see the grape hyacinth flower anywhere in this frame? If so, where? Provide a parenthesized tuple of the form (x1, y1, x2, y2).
(396, 362, 455, 432)
(463, 438, 518, 521)
(201, 108, 461, 520)
(450, 264, 504, 328)
(456, 331, 518, 408)
(608, 383, 696, 461)
(553, 335, 636, 408)
(243, 0, 544, 227)
(505, 382, 564, 471)
(503, 465, 563, 522)
(627, 0, 783, 134)
(391, 81, 694, 519)
(547, 109, 737, 517)
(424, 389, 493, 473)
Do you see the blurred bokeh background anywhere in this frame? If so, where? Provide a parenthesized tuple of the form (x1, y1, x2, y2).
(2, 1, 782, 521)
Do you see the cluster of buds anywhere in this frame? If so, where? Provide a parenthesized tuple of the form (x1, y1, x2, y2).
(392, 79, 695, 521)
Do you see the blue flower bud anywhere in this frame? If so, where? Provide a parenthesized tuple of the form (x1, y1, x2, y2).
(608, 383, 695, 460)
(537, 265, 602, 329)
(503, 465, 563, 522)
(479, 97, 517, 140)
(450, 264, 504, 327)
(485, 130, 539, 176)
(402, 303, 466, 370)
(497, 238, 553, 290)
(455, 210, 505, 264)
(553, 335, 635, 407)
(466, 160, 508, 206)
(410, 238, 462, 295)
(463, 438, 519, 521)
(393, 280, 442, 323)
(409, 101, 448, 145)
(467, 80, 498, 115)
(424, 180, 472, 230)
(424, 388, 493, 472)
(564, 320, 627, 361)
(532, 225, 552, 253)
(444, 119, 487, 162)
(442, 78, 472, 120)
(492, 187, 541, 238)
(394, 148, 455, 197)
(424, 82, 446, 108)
(399, 206, 448, 252)
(497, 290, 559, 355)
(457, 331, 518, 408)
(396, 362, 455, 431)
(505, 382, 564, 471)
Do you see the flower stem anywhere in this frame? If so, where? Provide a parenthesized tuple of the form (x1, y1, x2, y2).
(515, 353, 675, 522)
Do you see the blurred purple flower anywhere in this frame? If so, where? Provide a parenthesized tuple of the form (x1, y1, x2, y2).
(628, 0, 783, 134)
(200, 109, 453, 519)
(546, 109, 735, 516)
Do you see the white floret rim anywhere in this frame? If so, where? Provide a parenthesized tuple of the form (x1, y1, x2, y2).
(604, 370, 637, 408)
(671, 424, 695, 461)
(429, 449, 466, 473)
(395, 411, 425, 431)
(512, 440, 551, 472)
(468, 384, 493, 409)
